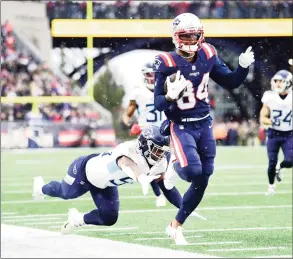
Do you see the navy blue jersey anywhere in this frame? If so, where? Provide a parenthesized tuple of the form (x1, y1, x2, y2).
(154, 42, 249, 122)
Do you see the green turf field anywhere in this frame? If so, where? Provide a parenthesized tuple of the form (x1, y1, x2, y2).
(1, 147, 292, 258)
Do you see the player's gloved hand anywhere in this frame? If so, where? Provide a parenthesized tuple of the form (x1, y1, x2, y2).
(166, 70, 187, 100)
(239, 46, 255, 68)
(138, 174, 160, 195)
(130, 123, 142, 136)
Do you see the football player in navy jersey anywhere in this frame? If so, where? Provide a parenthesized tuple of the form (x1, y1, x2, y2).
(153, 13, 255, 245)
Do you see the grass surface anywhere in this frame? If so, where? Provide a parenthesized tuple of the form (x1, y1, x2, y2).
(1, 147, 292, 258)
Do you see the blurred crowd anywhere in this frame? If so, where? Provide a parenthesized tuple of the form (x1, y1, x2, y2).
(213, 120, 266, 146)
(1, 21, 99, 124)
(46, 0, 293, 21)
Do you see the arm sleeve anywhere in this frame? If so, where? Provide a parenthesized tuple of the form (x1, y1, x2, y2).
(210, 57, 249, 89)
(154, 72, 173, 111)
(153, 56, 173, 111)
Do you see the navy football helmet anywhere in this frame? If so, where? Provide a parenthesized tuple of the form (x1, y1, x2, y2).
(137, 125, 170, 166)
(271, 70, 293, 93)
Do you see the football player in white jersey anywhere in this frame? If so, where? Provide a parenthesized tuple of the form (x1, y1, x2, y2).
(122, 62, 167, 207)
(260, 70, 293, 195)
(32, 125, 184, 234)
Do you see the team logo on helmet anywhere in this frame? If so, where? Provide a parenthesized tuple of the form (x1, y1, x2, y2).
(173, 18, 181, 27)
(142, 128, 153, 138)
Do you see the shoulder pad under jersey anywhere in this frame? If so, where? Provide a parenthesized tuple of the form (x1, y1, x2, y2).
(200, 42, 217, 61)
(261, 90, 273, 104)
(153, 52, 177, 73)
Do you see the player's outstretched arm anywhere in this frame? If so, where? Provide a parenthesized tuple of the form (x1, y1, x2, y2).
(260, 104, 272, 127)
(117, 156, 159, 195)
(122, 100, 136, 127)
(210, 46, 255, 89)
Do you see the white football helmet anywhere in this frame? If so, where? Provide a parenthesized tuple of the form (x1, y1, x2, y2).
(142, 62, 155, 91)
(271, 70, 293, 94)
(172, 13, 204, 54)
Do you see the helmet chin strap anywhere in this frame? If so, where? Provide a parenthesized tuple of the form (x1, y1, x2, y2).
(177, 49, 196, 60)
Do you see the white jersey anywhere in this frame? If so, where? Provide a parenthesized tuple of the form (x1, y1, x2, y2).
(130, 86, 166, 128)
(261, 90, 292, 131)
(85, 140, 168, 189)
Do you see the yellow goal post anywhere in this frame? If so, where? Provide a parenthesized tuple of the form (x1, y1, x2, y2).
(1, 2, 94, 114)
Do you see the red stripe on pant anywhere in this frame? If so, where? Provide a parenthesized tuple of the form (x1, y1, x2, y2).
(170, 122, 188, 167)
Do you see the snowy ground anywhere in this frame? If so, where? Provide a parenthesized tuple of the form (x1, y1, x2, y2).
(1, 224, 216, 258)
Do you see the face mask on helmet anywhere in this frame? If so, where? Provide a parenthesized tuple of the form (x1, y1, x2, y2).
(137, 127, 170, 166)
(271, 70, 293, 94)
(142, 64, 155, 91)
(144, 140, 169, 166)
(174, 30, 204, 55)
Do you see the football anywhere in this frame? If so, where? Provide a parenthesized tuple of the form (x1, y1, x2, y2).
(164, 73, 185, 100)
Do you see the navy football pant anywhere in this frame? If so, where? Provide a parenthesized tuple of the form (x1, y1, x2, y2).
(170, 117, 216, 224)
(150, 180, 161, 197)
(42, 155, 119, 226)
(266, 129, 293, 184)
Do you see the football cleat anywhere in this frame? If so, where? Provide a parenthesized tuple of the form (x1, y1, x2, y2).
(266, 184, 276, 196)
(166, 223, 188, 245)
(156, 194, 167, 207)
(32, 176, 45, 201)
(163, 157, 178, 190)
(275, 162, 283, 182)
(61, 208, 85, 235)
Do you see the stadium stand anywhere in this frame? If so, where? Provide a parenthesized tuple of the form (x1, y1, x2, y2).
(46, 0, 293, 22)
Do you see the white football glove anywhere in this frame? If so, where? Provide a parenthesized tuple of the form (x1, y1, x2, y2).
(138, 174, 160, 196)
(166, 70, 187, 100)
(239, 46, 255, 68)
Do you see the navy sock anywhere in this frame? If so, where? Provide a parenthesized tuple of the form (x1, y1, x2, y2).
(157, 180, 182, 209)
(268, 167, 276, 185)
(42, 181, 65, 198)
(84, 209, 118, 226)
(175, 181, 208, 224)
(150, 180, 161, 197)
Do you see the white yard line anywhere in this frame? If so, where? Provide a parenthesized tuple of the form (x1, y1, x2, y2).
(107, 226, 292, 236)
(2, 191, 292, 204)
(24, 221, 66, 225)
(208, 246, 287, 252)
(252, 255, 293, 258)
(2, 182, 292, 192)
(119, 205, 292, 214)
(48, 226, 139, 232)
(0, 172, 271, 182)
(1, 212, 17, 216)
(1, 148, 97, 154)
(135, 235, 202, 241)
(182, 241, 242, 246)
(3, 217, 62, 222)
(1, 214, 67, 219)
(1, 205, 292, 220)
(2, 224, 216, 258)
(15, 159, 56, 165)
(3, 190, 293, 196)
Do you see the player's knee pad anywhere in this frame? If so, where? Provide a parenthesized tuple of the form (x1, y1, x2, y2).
(284, 151, 293, 166)
(175, 162, 202, 182)
(202, 162, 214, 176)
(282, 159, 293, 168)
(100, 210, 119, 226)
